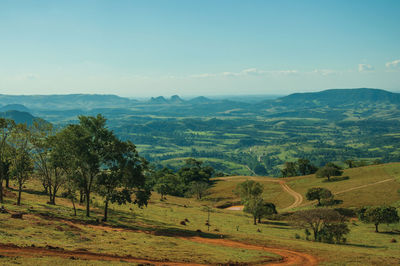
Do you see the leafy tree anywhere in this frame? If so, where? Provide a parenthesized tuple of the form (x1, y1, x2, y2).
(188, 181, 209, 200)
(281, 159, 317, 177)
(257, 202, 277, 223)
(153, 173, 183, 198)
(236, 180, 264, 224)
(30, 119, 66, 205)
(9, 124, 34, 205)
(254, 164, 267, 176)
(344, 160, 354, 168)
(0, 118, 14, 203)
(244, 197, 265, 225)
(292, 208, 345, 241)
(359, 206, 400, 232)
(319, 223, 350, 244)
(297, 158, 318, 176)
(316, 162, 343, 181)
(178, 158, 214, 184)
(97, 138, 149, 221)
(281, 162, 297, 177)
(60, 115, 114, 217)
(306, 187, 333, 206)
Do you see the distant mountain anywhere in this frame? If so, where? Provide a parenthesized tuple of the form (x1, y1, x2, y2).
(149, 96, 169, 104)
(0, 104, 30, 113)
(0, 94, 136, 110)
(188, 96, 213, 104)
(271, 88, 400, 107)
(169, 95, 184, 103)
(0, 110, 36, 125)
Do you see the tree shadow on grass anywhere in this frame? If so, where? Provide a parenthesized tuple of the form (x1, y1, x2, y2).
(323, 176, 350, 182)
(379, 231, 400, 235)
(259, 220, 289, 227)
(343, 243, 383, 249)
(9, 187, 48, 197)
(31, 207, 222, 239)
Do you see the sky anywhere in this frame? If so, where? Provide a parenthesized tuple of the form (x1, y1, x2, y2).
(0, 0, 399, 97)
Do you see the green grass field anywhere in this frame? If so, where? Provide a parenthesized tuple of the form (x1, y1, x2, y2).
(0, 163, 400, 265)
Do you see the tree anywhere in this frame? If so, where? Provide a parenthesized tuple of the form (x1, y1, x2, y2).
(292, 208, 345, 241)
(244, 197, 265, 225)
(61, 115, 114, 217)
(9, 124, 34, 205)
(257, 202, 277, 223)
(319, 223, 350, 244)
(359, 206, 400, 232)
(297, 159, 318, 176)
(281, 162, 297, 177)
(306, 187, 333, 206)
(344, 160, 354, 168)
(178, 158, 214, 184)
(0, 118, 14, 203)
(316, 162, 343, 181)
(188, 181, 209, 200)
(236, 180, 264, 224)
(154, 173, 183, 198)
(30, 119, 66, 205)
(254, 164, 267, 176)
(97, 138, 149, 221)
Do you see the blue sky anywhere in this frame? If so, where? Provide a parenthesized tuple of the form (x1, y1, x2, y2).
(0, 0, 399, 97)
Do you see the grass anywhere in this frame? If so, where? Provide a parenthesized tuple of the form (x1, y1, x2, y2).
(0, 163, 400, 265)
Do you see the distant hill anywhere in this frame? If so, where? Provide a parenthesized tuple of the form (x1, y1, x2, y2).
(149, 96, 169, 104)
(271, 88, 400, 107)
(0, 94, 136, 110)
(169, 95, 184, 104)
(0, 110, 36, 125)
(188, 96, 213, 104)
(0, 104, 30, 113)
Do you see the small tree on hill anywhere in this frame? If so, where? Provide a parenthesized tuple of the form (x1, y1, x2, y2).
(0, 118, 15, 203)
(9, 124, 34, 205)
(316, 162, 343, 181)
(178, 159, 214, 192)
(306, 187, 333, 206)
(188, 181, 209, 200)
(281, 162, 297, 177)
(297, 159, 318, 176)
(257, 202, 277, 223)
(359, 206, 400, 232)
(292, 208, 346, 241)
(236, 180, 264, 224)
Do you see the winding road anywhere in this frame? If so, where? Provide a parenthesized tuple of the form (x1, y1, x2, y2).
(223, 177, 304, 211)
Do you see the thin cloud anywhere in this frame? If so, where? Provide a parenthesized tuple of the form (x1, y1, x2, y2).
(358, 64, 374, 72)
(190, 68, 298, 78)
(385, 59, 400, 69)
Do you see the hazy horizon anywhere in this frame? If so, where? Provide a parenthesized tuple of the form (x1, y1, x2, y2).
(1, 0, 399, 97)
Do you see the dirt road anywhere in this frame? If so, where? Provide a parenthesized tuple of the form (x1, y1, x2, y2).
(221, 177, 304, 211)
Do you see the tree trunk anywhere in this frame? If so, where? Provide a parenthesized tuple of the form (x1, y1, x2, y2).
(80, 190, 84, 204)
(0, 179, 3, 204)
(258, 216, 261, 223)
(17, 184, 22, 205)
(71, 197, 77, 216)
(313, 228, 318, 240)
(85, 191, 90, 217)
(317, 198, 321, 206)
(253, 216, 257, 225)
(5, 176, 9, 188)
(375, 223, 379, 232)
(103, 200, 109, 222)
